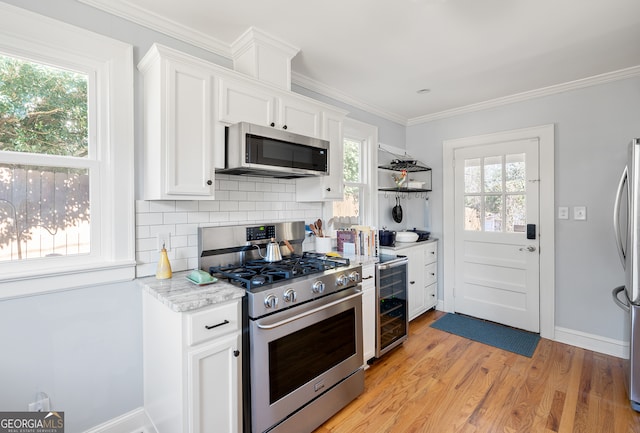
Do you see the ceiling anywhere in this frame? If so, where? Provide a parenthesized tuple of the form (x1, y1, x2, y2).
(80, 0, 640, 124)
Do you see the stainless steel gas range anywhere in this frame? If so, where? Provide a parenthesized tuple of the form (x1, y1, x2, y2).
(198, 221, 364, 433)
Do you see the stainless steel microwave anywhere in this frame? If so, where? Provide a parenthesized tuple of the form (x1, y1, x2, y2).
(218, 122, 330, 178)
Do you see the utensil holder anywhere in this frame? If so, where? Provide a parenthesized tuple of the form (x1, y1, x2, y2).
(315, 237, 332, 253)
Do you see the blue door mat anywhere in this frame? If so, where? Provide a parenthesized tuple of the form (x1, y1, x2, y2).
(430, 313, 540, 357)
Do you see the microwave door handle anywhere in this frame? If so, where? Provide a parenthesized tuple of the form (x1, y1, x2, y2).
(614, 166, 628, 269)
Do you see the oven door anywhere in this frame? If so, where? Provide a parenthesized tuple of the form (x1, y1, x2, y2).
(249, 287, 363, 433)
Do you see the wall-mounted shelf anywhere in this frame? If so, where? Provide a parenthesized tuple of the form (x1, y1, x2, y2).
(378, 187, 432, 193)
(378, 159, 431, 173)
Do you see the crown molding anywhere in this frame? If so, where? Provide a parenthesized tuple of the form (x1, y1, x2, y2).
(291, 72, 409, 125)
(77, 0, 231, 57)
(407, 65, 640, 126)
(74, 1, 640, 129)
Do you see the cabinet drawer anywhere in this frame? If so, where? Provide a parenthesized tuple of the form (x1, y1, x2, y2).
(424, 262, 437, 286)
(187, 300, 241, 346)
(362, 263, 375, 279)
(423, 242, 437, 265)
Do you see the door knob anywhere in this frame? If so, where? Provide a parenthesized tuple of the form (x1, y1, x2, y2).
(519, 245, 536, 252)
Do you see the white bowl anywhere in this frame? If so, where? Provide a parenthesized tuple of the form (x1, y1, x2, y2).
(395, 231, 419, 243)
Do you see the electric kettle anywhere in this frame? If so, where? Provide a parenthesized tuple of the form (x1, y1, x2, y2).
(255, 238, 283, 262)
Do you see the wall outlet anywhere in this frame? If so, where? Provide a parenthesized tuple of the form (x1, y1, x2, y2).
(558, 207, 569, 220)
(157, 233, 171, 251)
(28, 396, 50, 412)
(573, 206, 587, 221)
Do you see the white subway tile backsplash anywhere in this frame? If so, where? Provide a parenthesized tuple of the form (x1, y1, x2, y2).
(198, 201, 219, 212)
(220, 201, 239, 212)
(187, 212, 210, 224)
(163, 212, 188, 224)
(137, 212, 163, 226)
(149, 200, 176, 212)
(135, 176, 324, 277)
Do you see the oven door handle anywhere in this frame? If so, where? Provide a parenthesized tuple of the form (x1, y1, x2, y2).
(256, 291, 362, 330)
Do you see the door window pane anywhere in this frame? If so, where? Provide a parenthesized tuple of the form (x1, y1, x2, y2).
(484, 195, 502, 232)
(464, 158, 481, 193)
(464, 196, 481, 231)
(484, 155, 503, 193)
(505, 153, 526, 192)
(506, 194, 526, 232)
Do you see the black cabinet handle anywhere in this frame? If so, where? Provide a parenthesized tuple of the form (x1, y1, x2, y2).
(282, 125, 287, 130)
(206, 180, 213, 186)
(326, 188, 331, 192)
(410, 281, 415, 285)
(233, 350, 240, 357)
(270, 122, 275, 127)
(205, 319, 229, 330)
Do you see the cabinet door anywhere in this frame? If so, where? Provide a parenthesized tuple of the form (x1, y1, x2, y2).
(188, 333, 242, 433)
(361, 264, 376, 364)
(403, 246, 426, 320)
(218, 77, 275, 126)
(164, 60, 215, 197)
(277, 95, 322, 138)
(295, 111, 344, 201)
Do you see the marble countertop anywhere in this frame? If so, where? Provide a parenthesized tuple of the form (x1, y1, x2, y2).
(138, 271, 246, 313)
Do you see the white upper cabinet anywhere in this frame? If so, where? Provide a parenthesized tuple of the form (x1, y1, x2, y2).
(217, 77, 322, 138)
(277, 94, 322, 138)
(296, 109, 345, 201)
(139, 44, 215, 200)
(140, 43, 350, 199)
(217, 77, 275, 127)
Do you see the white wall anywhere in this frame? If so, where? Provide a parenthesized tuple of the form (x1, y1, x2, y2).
(406, 76, 640, 342)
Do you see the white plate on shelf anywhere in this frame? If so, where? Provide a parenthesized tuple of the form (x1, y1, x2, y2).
(186, 276, 218, 286)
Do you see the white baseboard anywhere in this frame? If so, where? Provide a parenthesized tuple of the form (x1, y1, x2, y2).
(554, 326, 629, 359)
(83, 407, 156, 433)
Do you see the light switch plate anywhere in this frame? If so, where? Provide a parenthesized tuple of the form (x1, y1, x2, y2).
(573, 206, 587, 221)
(558, 207, 569, 220)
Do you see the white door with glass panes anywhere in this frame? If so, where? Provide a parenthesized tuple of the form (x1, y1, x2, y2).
(453, 139, 540, 332)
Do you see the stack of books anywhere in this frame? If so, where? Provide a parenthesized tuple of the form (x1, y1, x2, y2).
(336, 226, 378, 257)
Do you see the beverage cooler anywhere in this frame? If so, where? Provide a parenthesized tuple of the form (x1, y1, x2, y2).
(375, 255, 409, 357)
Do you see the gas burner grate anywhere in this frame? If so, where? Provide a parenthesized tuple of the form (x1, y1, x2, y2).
(210, 253, 351, 290)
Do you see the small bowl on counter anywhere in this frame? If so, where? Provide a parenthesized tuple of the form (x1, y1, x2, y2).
(395, 231, 419, 243)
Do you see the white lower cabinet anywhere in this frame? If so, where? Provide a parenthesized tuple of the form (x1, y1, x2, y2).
(381, 239, 437, 321)
(361, 263, 376, 366)
(143, 292, 242, 433)
(188, 333, 241, 433)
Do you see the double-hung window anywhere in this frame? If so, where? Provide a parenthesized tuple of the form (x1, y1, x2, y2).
(0, 4, 135, 298)
(333, 119, 378, 226)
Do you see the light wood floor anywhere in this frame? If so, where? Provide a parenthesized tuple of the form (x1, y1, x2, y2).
(315, 310, 640, 433)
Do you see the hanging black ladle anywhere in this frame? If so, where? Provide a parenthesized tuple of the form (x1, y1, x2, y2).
(392, 195, 403, 223)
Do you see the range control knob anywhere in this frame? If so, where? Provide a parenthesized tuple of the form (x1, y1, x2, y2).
(312, 281, 326, 294)
(264, 294, 279, 309)
(348, 271, 360, 282)
(336, 274, 349, 286)
(283, 289, 297, 303)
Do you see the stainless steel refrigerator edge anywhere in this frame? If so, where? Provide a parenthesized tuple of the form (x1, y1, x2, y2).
(613, 137, 640, 412)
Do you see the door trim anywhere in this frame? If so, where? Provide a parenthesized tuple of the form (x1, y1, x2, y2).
(443, 124, 555, 339)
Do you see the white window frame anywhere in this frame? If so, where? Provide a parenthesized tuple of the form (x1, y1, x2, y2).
(341, 118, 378, 227)
(0, 3, 135, 299)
